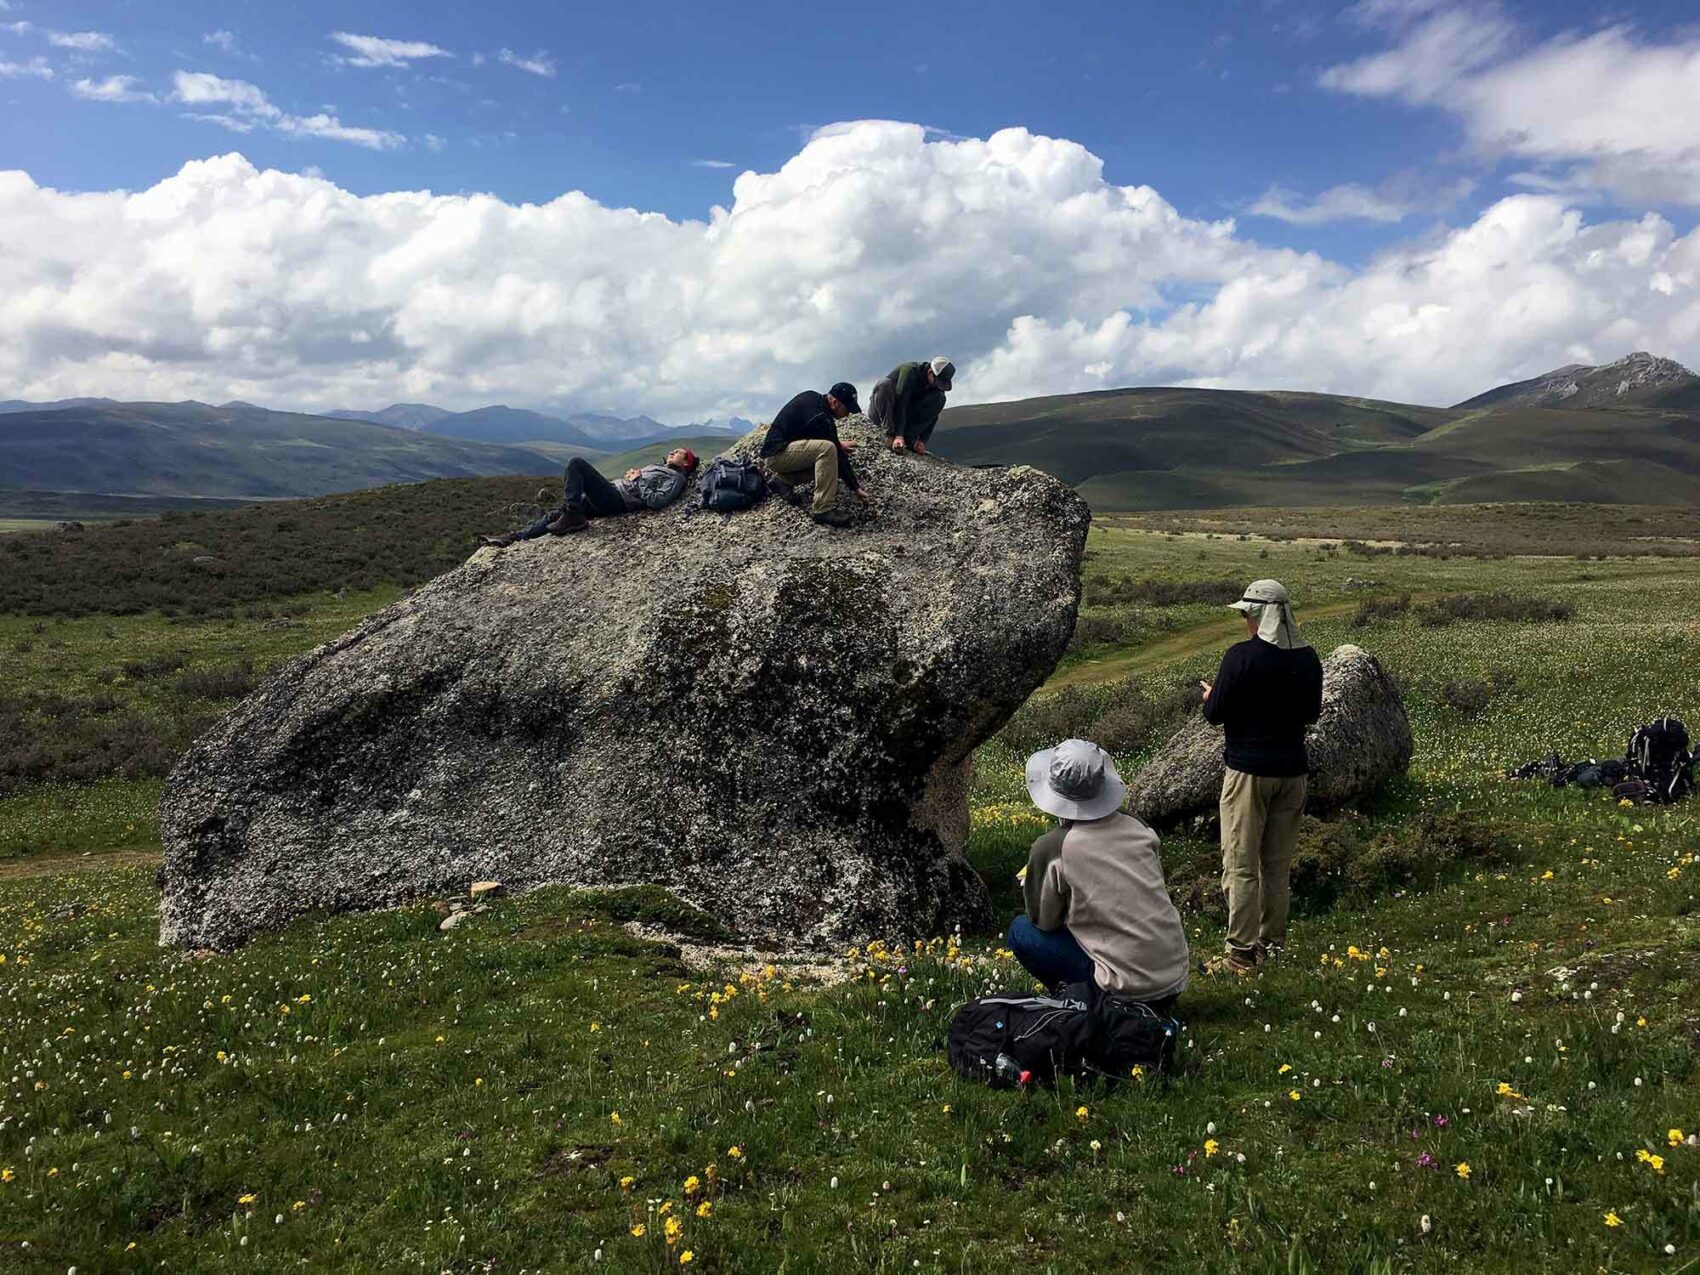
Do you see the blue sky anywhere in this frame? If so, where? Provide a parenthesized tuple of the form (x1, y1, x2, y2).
(9, 0, 1694, 257)
(3, 1, 1700, 417)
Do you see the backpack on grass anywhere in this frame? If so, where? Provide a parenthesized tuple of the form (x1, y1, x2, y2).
(1627, 718, 1693, 804)
(696, 458, 766, 513)
(946, 985, 1181, 1088)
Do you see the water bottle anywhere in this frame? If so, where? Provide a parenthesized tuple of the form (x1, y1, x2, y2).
(992, 1053, 1030, 1087)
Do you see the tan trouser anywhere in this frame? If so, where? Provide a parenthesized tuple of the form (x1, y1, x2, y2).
(1219, 768, 1306, 956)
(765, 439, 840, 514)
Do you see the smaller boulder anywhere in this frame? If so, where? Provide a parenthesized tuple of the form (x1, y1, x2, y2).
(1127, 644, 1412, 826)
(469, 881, 504, 901)
(439, 911, 469, 932)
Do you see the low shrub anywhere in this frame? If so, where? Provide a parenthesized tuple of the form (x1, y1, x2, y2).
(118, 652, 187, 681)
(1416, 592, 1574, 626)
(997, 676, 1200, 758)
(1350, 594, 1411, 627)
(174, 663, 259, 702)
(1083, 576, 1242, 608)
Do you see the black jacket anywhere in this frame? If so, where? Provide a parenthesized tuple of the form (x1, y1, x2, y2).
(758, 390, 860, 491)
(1202, 638, 1324, 777)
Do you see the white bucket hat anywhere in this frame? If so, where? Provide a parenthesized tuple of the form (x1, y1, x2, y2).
(1025, 738, 1127, 821)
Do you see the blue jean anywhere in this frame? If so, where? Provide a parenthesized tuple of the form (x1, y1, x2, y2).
(1006, 913, 1094, 989)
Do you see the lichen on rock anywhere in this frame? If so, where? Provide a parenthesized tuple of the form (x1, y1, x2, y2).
(158, 418, 1091, 950)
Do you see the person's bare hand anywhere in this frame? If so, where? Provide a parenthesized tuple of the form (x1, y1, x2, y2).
(854, 487, 870, 501)
(1199, 680, 1213, 700)
(839, 439, 858, 452)
(913, 440, 928, 456)
(624, 468, 641, 481)
(889, 436, 908, 451)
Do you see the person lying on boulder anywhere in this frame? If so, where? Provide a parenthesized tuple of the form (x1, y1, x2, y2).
(1007, 739, 1189, 1012)
(1198, 579, 1324, 977)
(757, 381, 869, 527)
(481, 449, 699, 547)
(868, 356, 953, 454)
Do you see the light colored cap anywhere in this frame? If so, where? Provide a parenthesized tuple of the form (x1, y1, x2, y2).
(1229, 579, 1291, 612)
(928, 356, 955, 390)
(1025, 738, 1127, 822)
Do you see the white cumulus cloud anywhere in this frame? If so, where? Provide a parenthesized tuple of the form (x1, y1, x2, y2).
(498, 48, 556, 78)
(0, 55, 49, 79)
(72, 74, 158, 104)
(329, 32, 452, 69)
(47, 30, 118, 53)
(0, 122, 1695, 420)
(172, 71, 404, 150)
(203, 30, 238, 53)
(1323, 5, 1700, 206)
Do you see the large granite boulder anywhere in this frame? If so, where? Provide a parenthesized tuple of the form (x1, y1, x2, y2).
(158, 418, 1090, 950)
(1127, 643, 1412, 826)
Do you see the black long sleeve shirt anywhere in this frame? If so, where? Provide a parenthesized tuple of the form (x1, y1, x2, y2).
(757, 390, 860, 491)
(1202, 638, 1324, 777)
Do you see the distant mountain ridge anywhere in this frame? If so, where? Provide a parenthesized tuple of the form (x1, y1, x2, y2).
(8, 351, 1700, 512)
(0, 400, 558, 501)
(1453, 352, 1697, 411)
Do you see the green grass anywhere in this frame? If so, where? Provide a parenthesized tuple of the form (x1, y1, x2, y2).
(1, 511, 1699, 1268)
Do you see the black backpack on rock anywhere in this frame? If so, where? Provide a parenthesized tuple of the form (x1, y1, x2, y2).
(1627, 718, 1693, 804)
(946, 984, 1181, 1088)
(696, 458, 767, 513)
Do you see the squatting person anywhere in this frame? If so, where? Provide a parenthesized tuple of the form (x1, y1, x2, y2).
(757, 381, 868, 526)
(868, 356, 954, 455)
(1007, 738, 1190, 1011)
(481, 448, 699, 546)
(1199, 579, 1324, 976)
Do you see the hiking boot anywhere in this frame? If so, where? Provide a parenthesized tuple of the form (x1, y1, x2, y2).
(1200, 951, 1258, 978)
(767, 476, 806, 508)
(1255, 941, 1283, 966)
(479, 532, 519, 548)
(546, 509, 590, 535)
(810, 506, 854, 529)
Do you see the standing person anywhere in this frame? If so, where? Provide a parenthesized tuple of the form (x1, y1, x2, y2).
(868, 357, 954, 454)
(480, 448, 698, 546)
(757, 382, 868, 526)
(1007, 739, 1190, 1010)
(1198, 580, 1324, 976)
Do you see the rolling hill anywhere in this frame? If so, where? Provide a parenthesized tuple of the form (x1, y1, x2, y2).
(929, 357, 1700, 509)
(0, 400, 559, 502)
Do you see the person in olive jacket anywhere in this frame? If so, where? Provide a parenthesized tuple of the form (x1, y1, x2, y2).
(1198, 579, 1324, 976)
(481, 448, 699, 546)
(869, 356, 954, 454)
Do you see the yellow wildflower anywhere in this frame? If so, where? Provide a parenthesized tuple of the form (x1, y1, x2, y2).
(1277, 1063, 1292, 1075)
(683, 1175, 701, 1197)
(664, 1215, 684, 1244)
(630, 1223, 646, 1238)
(1076, 1105, 1089, 1122)
(696, 1200, 713, 1218)
(611, 1111, 622, 1127)
(1604, 1211, 1622, 1228)
(1204, 1139, 1219, 1157)
(620, 1175, 636, 1192)
(680, 1253, 694, 1266)
(0, 1168, 12, 1183)
(1455, 1162, 1471, 1180)
(1669, 1129, 1685, 1148)
(238, 1193, 258, 1205)
(727, 1145, 743, 1159)
(1288, 1090, 1301, 1101)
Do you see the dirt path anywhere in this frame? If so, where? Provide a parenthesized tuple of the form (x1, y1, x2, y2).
(1045, 596, 1389, 690)
(0, 847, 160, 880)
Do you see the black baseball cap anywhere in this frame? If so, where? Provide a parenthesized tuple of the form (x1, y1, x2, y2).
(828, 381, 861, 413)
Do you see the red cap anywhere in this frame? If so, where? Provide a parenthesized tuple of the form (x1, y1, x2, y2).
(677, 447, 698, 470)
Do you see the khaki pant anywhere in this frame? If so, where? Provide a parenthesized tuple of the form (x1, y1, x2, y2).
(765, 439, 840, 514)
(1219, 768, 1306, 957)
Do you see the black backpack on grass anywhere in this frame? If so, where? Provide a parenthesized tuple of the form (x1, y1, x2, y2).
(1627, 718, 1693, 804)
(696, 458, 766, 513)
(947, 984, 1181, 1088)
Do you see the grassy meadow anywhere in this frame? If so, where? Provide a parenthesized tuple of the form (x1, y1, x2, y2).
(0, 500, 1697, 1270)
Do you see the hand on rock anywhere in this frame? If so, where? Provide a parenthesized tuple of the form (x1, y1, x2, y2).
(890, 437, 908, 451)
